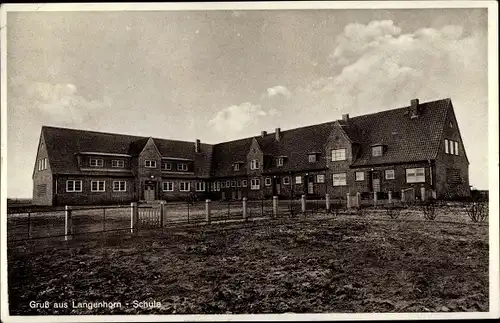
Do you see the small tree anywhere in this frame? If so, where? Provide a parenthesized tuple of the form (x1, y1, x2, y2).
(421, 199, 438, 221)
(464, 188, 488, 223)
(384, 203, 402, 219)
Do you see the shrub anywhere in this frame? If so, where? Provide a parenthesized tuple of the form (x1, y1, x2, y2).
(384, 204, 402, 219)
(421, 200, 438, 221)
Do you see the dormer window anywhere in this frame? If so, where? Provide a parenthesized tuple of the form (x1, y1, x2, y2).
(371, 144, 385, 157)
(233, 163, 240, 171)
(90, 158, 104, 167)
(177, 163, 188, 171)
(163, 162, 172, 170)
(308, 154, 317, 163)
(277, 157, 284, 167)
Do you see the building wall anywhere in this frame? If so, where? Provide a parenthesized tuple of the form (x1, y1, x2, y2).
(137, 138, 163, 200)
(158, 178, 209, 201)
(434, 106, 470, 199)
(54, 175, 135, 206)
(32, 134, 53, 205)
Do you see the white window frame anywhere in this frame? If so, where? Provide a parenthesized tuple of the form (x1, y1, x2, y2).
(316, 174, 325, 183)
(385, 169, 395, 180)
(177, 163, 188, 171)
(355, 171, 364, 181)
(233, 163, 240, 171)
(196, 182, 206, 192)
(179, 182, 191, 192)
(66, 180, 82, 192)
(226, 180, 231, 187)
(112, 160, 125, 168)
(372, 146, 383, 157)
(449, 140, 454, 155)
(445, 139, 449, 154)
(91, 180, 106, 192)
(237, 180, 241, 187)
(163, 182, 174, 192)
(242, 180, 248, 187)
(145, 160, 157, 168)
(295, 176, 302, 184)
(250, 159, 260, 170)
(331, 148, 346, 161)
(221, 181, 226, 188)
(216, 181, 221, 191)
(90, 158, 104, 167)
(454, 141, 459, 156)
(283, 177, 290, 185)
(332, 173, 347, 186)
(251, 178, 260, 190)
(231, 181, 236, 188)
(113, 181, 127, 192)
(164, 162, 172, 171)
(265, 177, 272, 186)
(308, 154, 317, 163)
(406, 167, 425, 183)
(277, 158, 284, 167)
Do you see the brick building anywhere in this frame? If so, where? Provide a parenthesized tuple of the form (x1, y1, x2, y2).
(32, 98, 470, 206)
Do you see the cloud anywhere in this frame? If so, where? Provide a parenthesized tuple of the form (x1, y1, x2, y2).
(264, 85, 292, 100)
(209, 102, 272, 138)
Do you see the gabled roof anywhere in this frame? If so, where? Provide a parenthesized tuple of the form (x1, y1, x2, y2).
(41, 126, 212, 176)
(211, 137, 253, 177)
(348, 98, 451, 167)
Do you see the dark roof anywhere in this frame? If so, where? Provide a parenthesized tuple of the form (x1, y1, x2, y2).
(42, 126, 212, 176)
(211, 137, 253, 177)
(348, 98, 451, 167)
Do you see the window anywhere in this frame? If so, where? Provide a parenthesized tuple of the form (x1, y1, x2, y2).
(163, 163, 172, 170)
(445, 139, 449, 154)
(283, 177, 290, 185)
(295, 176, 302, 184)
(66, 180, 82, 192)
(449, 140, 454, 155)
(454, 141, 459, 156)
(90, 158, 104, 167)
(277, 158, 284, 167)
(38, 158, 48, 171)
(355, 171, 364, 181)
(406, 168, 425, 183)
(226, 180, 231, 187)
(145, 160, 156, 168)
(231, 181, 236, 187)
(385, 169, 395, 180)
(162, 182, 174, 191)
(196, 182, 206, 192)
(250, 159, 260, 170)
(332, 173, 347, 186)
(317, 174, 325, 183)
(251, 178, 260, 190)
(331, 148, 346, 161)
(242, 180, 248, 187)
(237, 180, 241, 187)
(211, 182, 216, 191)
(445, 139, 459, 156)
(265, 177, 272, 186)
(179, 182, 190, 192)
(177, 163, 188, 171)
(221, 181, 226, 188)
(308, 154, 317, 163)
(216, 182, 221, 191)
(91, 180, 106, 192)
(113, 181, 126, 192)
(233, 163, 240, 171)
(372, 146, 383, 157)
(112, 160, 125, 168)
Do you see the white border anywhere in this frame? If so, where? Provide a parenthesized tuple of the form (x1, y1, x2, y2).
(1, 1, 498, 322)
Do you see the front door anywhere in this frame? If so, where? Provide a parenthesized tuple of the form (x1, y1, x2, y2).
(144, 185, 155, 201)
(372, 172, 381, 192)
(231, 190, 236, 200)
(272, 177, 281, 196)
(237, 190, 242, 200)
(307, 176, 314, 194)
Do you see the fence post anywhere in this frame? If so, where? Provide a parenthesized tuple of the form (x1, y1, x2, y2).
(346, 193, 351, 208)
(242, 197, 248, 221)
(388, 191, 392, 204)
(325, 194, 331, 213)
(421, 186, 426, 202)
(373, 191, 378, 206)
(160, 201, 165, 230)
(356, 192, 361, 208)
(301, 194, 306, 213)
(272, 196, 278, 218)
(205, 199, 211, 224)
(28, 212, 31, 239)
(401, 189, 404, 203)
(130, 202, 138, 235)
(65, 205, 72, 241)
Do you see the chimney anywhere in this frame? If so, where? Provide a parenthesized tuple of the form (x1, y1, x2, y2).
(275, 128, 281, 141)
(410, 99, 420, 118)
(342, 114, 349, 121)
(261, 131, 267, 137)
(195, 139, 201, 153)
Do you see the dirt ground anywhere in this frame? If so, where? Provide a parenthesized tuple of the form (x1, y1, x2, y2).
(7, 214, 488, 315)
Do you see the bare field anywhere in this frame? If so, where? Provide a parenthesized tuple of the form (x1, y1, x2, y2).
(7, 211, 488, 315)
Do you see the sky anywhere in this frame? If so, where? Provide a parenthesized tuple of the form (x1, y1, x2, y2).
(4, 6, 489, 197)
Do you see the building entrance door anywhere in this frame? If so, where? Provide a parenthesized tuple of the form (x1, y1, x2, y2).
(144, 185, 155, 201)
(307, 176, 314, 194)
(272, 177, 281, 196)
(237, 190, 242, 200)
(372, 172, 381, 192)
(231, 190, 236, 200)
